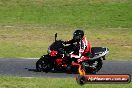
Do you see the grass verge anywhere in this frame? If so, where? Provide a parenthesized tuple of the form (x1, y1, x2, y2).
(0, 0, 131, 60)
(0, 76, 131, 88)
(0, 26, 131, 60)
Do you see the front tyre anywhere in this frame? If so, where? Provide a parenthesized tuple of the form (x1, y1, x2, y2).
(36, 59, 43, 72)
(36, 55, 53, 73)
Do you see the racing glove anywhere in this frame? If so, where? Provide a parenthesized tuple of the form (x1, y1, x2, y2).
(65, 53, 70, 58)
(62, 41, 67, 45)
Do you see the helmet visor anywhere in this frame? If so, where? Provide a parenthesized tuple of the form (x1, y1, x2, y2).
(73, 35, 81, 41)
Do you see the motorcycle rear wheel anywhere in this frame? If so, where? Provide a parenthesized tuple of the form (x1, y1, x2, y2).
(82, 58, 102, 74)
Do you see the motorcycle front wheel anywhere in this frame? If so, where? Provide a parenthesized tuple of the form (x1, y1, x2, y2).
(36, 55, 53, 73)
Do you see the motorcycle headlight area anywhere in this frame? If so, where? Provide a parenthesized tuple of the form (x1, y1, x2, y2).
(47, 47, 51, 53)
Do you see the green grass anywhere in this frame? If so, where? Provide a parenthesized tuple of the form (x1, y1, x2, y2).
(0, 0, 131, 60)
(0, 26, 131, 60)
(0, 0, 132, 88)
(0, 76, 131, 88)
(0, 0, 132, 28)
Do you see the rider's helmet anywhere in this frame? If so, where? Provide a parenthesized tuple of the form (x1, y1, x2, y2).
(73, 29, 84, 41)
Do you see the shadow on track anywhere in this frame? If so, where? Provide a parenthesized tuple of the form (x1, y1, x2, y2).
(26, 68, 78, 74)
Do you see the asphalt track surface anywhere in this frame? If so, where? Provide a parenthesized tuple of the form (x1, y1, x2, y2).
(0, 58, 132, 78)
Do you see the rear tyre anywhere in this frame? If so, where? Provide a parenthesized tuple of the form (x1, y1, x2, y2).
(95, 59, 103, 72)
(82, 58, 103, 74)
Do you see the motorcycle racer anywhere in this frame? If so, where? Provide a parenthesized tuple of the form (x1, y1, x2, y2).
(36, 30, 109, 73)
(64, 29, 91, 63)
